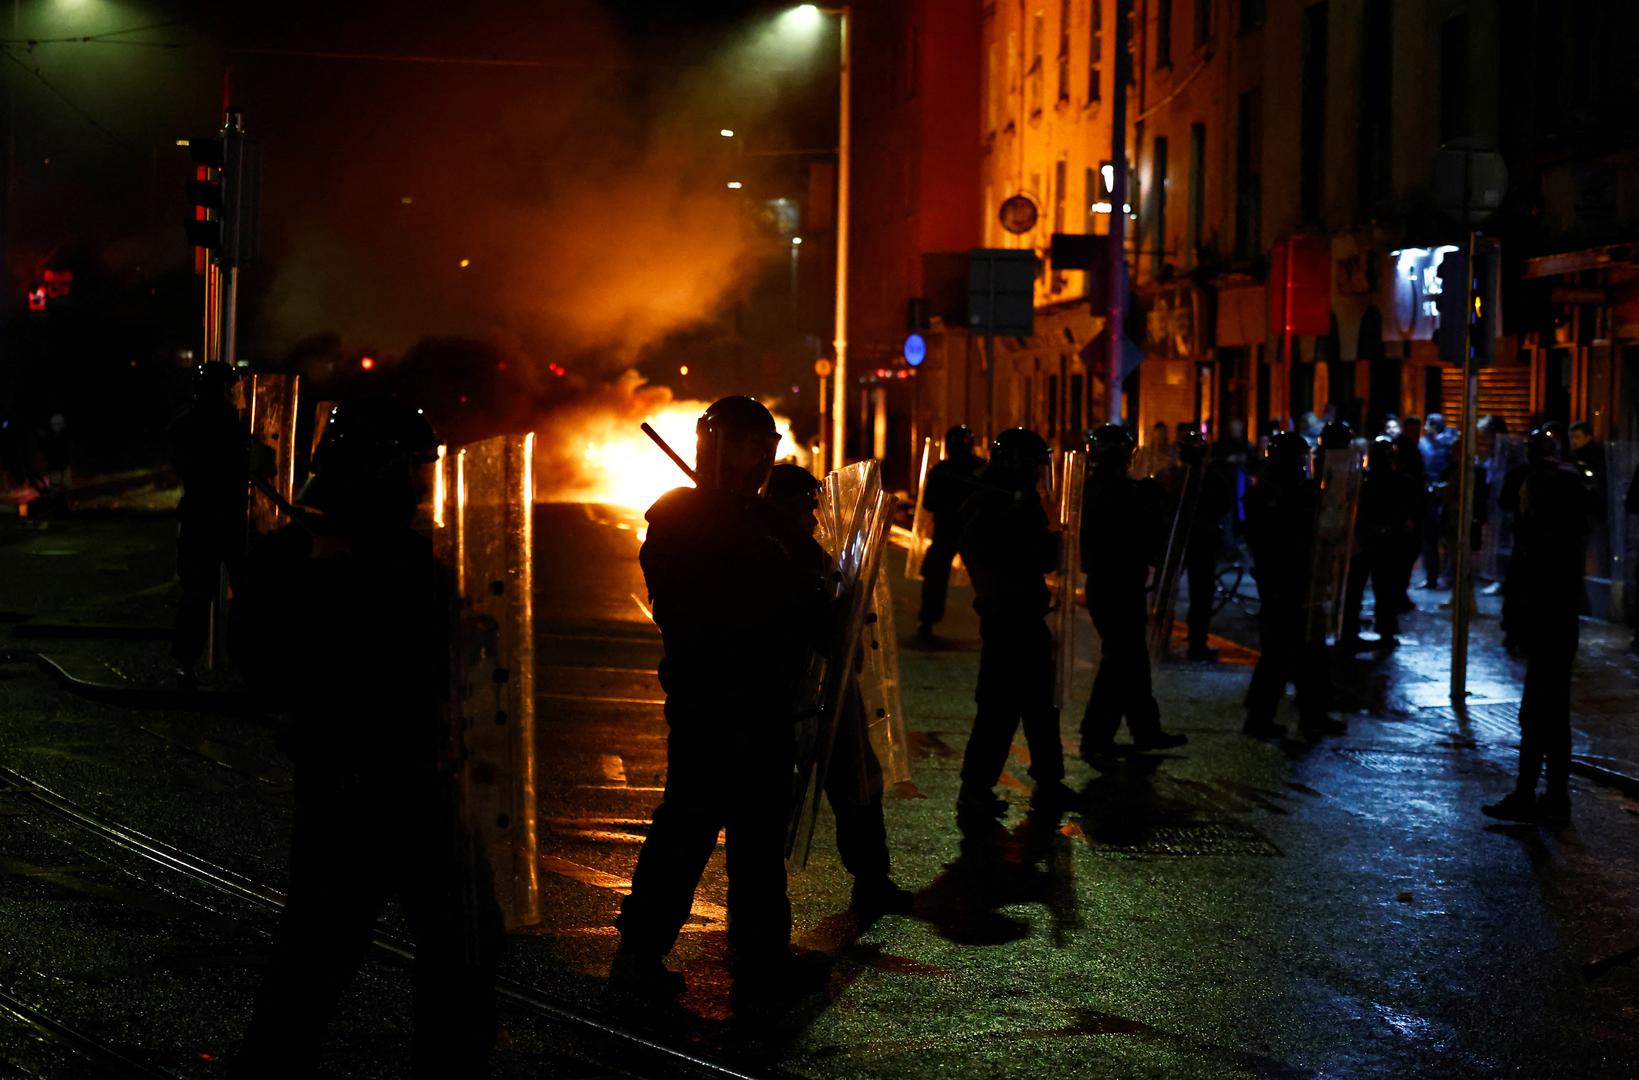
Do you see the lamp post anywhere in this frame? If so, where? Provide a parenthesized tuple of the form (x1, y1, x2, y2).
(818, 4, 851, 471)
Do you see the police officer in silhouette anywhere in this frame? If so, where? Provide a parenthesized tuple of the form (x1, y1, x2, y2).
(1081, 424, 1188, 756)
(765, 464, 914, 918)
(1483, 429, 1594, 825)
(611, 397, 830, 1007)
(230, 398, 501, 1078)
(955, 428, 1072, 824)
(1175, 430, 1234, 662)
(917, 425, 984, 642)
(169, 362, 249, 687)
(1341, 435, 1422, 647)
(1244, 431, 1346, 738)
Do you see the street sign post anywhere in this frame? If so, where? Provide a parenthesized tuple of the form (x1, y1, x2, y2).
(968, 248, 1036, 441)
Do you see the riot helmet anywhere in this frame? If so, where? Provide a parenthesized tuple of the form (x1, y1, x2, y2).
(1318, 420, 1353, 450)
(1525, 426, 1559, 467)
(1177, 428, 1209, 465)
(300, 397, 440, 527)
(695, 395, 780, 495)
(986, 427, 1051, 489)
(1087, 423, 1137, 470)
(764, 463, 822, 536)
(1265, 430, 1311, 481)
(1368, 434, 1398, 471)
(195, 362, 238, 401)
(944, 424, 976, 458)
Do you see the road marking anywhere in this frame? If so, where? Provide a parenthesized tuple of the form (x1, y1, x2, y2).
(630, 593, 654, 623)
(538, 853, 726, 923)
(542, 664, 658, 676)
(544, 817, 650, 828)
(557, 830, 646, 845)
(573, 784, 666, 793)
(538, 693, 665, 706)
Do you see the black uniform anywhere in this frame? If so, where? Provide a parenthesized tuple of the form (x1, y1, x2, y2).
(231, 522, 501, 1077)
(1342, 460, 1421, 641)
(617, 487, 827, 966)
(918, 451, 984, 629)
(169, 396, 248, 671)
(1505, 461, 1592, 803)
(1182, 465, 1234, 655)
(1080, 466, 1167, 749)
(956, 468, 1065, 800)
(1245, 475, 1333, 730)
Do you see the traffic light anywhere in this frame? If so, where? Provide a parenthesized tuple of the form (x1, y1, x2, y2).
(184, 111, 260, 266)
(1434, 242, 1501, 366)
(1434, 250, 1466, 362)
(1469, 240, 1499, 366)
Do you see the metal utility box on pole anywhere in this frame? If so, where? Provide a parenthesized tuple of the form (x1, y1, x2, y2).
(967, 249, 1036, 441)
(1432, 142, 1507, 707)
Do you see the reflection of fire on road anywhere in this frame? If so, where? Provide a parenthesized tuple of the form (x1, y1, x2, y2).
(534, 370, 801, 510)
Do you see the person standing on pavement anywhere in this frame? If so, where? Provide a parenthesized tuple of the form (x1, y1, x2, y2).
(1341, 435, 1422, 647)
(1080, 424, 1188, 756)
(1483, 429, 1595, 825)
(764, 464, 915, 919)
(1418, 413, 1459, 589)
(1244, 432, 1346, 739)
(954, 427, 1073, 826)
(917, 425, 983, 643)
(230, 398, 501, 1078)
(1175, 430, 1234, 662)
(169, 363, 249, 687)
(611, 397, 831, 1008)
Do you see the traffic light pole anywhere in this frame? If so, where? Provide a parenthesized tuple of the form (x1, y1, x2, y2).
(1104, 0, 1131, 425)
(1450, 226, 1479, 705)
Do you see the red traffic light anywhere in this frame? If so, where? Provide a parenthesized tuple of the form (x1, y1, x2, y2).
(359, 356, 375, 371)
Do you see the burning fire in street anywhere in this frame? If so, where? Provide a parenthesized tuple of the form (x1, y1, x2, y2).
(534, 371, 802, 511)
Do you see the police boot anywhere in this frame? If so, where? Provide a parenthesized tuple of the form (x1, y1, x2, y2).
(1130, 730, 1188, 752)
(606, 947, 685, 1005)
(1481, 789, 1539, 823)
(955, 788, 1008, 828)
(730, 948, 831, 1018)
(1242, 716, 1286, 739)
(851, 877, 915, 919)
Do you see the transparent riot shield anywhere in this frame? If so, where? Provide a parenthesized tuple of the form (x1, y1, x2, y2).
(788, 460, 894, 868)
(1053, 451, 1086, 708)
(1145, 460, 1203, 665)
(1305, 441, 1367, 645)
(437, 433, 539, 930)
(1480, 433, 1525, 583)
(245, 373, 301, 537)
(859, 563, 912, 786)
(1609, 440, 1638, 629)
(904, 437, 936, 580)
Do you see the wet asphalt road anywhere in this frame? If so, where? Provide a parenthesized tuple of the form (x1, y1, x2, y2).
(0, 505, 1636, 1077)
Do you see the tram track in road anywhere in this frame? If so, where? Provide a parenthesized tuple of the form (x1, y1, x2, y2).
(0, 981, 176, 1079)
(0, 761, 778, 1080)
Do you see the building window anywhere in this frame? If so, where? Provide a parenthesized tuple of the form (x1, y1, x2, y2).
(1057, 0, 1071, 102)
(1299, 2, 1328, 224)
(1157, 0, 1173, 68)
(1150, 135, 1169, 277)
(1195, 0, 1211, 45)
(1053, 159, 1067, 292)
(1240, 0, 1265, 32)
(1235, 88, 1262, 258)
(1357, 0, 1392, 219)
(1439, 13, 1469, 142)
(1088, 0, 1103, 102)
(1187, 123, 1205, 267)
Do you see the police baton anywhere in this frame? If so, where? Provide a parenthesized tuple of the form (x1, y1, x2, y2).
(641, 423, 700, 485)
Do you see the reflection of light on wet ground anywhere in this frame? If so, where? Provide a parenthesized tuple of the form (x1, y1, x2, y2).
(538, 852, 726, 932)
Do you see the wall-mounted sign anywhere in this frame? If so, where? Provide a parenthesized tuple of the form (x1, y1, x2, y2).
(1388, 245, 1459, 340)
(903, 332, 926, 367)
(998, 194, 1039, 235)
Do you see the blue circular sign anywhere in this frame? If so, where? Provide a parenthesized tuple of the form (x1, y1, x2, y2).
(904, 332, 926, 367)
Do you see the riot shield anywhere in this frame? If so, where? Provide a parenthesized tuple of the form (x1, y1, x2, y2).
(788, 460, 895, 868)
(438, 433, 540, 930)
(245, 373, 301, 538)
(857, 561, 912, 786)
(1480, 433, 1525, 583)
(1053, 451, 1086, 708)
(1304, 441, 1367, 645)
(904, 437, 935, 580)
(1145, 460, 1203, 665)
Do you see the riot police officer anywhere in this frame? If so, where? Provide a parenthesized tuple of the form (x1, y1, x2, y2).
(917, 425, 984, 641)
(612, 398, 830, 1004)
(1244, 431, 1346, 738)
(169, 362, 249, 686)
(230, 398, 501, 1078)
(1341, 435, 1422, 646)
(955, 428, 1071, 823)
(1176, 430, 1234, 662)
(1483, 429, 1593, 824)
(764, 464, 914, 918)
(1081, 424, 1187, 756)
